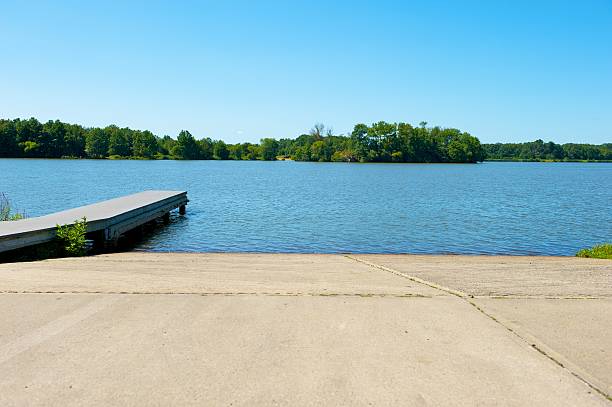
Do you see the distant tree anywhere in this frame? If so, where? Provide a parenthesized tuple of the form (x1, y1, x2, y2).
(309, 123, 326, 139)
(15, 117, 42, 144)
(198, 137, 214, 160)
(310, 140, 334, 161)
(369, 121, 398, 161)
(397, 122, 415, 161)
(172, 130, 200, 160)
(106, 125, 131, 157)
(447, 133, 484, 163)
(64, 124, 86, 157)
(228, 143, 244, 160)
(132, 130, 158, 158)
(15, 118, 43, 157)
(41, 120, 67, 158)
(260, 138, 279, 160)
(350, 124, 370, 161)
(157, 135, 176, 156)
(331, 149, 354, 162)
(213, 140, 230, 160)
(0, 120, 19, 157)
(85, 128, 109, 158)
(246, 143, 261, 160)
(233, 143, 260, 160)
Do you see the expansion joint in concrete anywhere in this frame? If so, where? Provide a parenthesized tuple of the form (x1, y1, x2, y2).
(344, 255, 611, 402)
(0, 290, 430, 298)
(343, 255, 468, 298)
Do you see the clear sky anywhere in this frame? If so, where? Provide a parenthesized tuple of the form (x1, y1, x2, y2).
(1, 0, 611, 144)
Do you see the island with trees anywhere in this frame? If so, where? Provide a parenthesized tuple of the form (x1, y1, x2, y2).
(482, 140, 611, 162)
(0, 117, 609, 162)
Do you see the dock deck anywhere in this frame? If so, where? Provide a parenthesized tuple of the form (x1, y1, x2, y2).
(0, 190, 188, 253)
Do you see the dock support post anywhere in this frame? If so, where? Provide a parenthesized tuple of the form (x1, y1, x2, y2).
(104, 238, 119, 251)
(104, 227, 120, 252)
(179, 205, 186, 215)
(163, 212, 170, 223)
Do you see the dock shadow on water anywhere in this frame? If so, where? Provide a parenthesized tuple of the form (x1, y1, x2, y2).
(119, 212, 188, 252)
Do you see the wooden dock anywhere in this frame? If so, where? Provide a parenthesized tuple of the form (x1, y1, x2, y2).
(0, 190, 188, 253)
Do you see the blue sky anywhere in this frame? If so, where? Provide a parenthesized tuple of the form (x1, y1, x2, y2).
(1, 0, 611, 144)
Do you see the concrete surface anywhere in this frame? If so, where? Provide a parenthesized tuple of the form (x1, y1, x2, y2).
(352, 254, 612, 399)
(354, 254, 612, 297)
(0, 253, 440, 297)
(474, 298, 612, 397)
(0, 253, 610, 406)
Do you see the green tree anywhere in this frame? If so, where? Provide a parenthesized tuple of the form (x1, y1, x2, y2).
(85, 128, 109, 158)
(157, 135, 176, 157)
(16, 118, 43, 157)
(228, 143, 244, 160)
(0, 120, 19, 157)
(246, 144, 261, 160)
(106, 125, 131, 157)
(198, 137, 214, 159)
(213, 140, 230, 160)
(64, 124, 86, 157)
(447, 133, 484, 163)
(310, 140, 332, 161)
(260, 138, 279, 160)
(132, 130, 158, 158)
(172, 130, 200, 159)
(41, 120, 67, 158)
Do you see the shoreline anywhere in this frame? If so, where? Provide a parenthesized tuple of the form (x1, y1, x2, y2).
(1, 156, 611, 163)
(133, 250, 589, 257)
(3, 250, 600, 264)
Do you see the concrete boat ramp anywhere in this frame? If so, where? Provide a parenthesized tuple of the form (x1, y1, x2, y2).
(0, 253, 610, 406)
(0, 190, 188, 253)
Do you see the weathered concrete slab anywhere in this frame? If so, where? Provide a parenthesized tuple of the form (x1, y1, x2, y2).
(0, 253, 610, 405)
(352, 254, 612, 400)
(474, 298, 612, 396)
(353, 254, 612, 297)
(0, 294, 606, 406)
(0, 253, 441, 297)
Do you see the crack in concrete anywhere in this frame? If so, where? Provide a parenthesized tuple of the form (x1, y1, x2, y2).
(344, 254, 612, 402)
(482, 295, 605, 300)
(0, 290, 430, 298)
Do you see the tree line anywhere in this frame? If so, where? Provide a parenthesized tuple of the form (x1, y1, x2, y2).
(483, 140, 611, 161)
(0, 118, 486, 163)
(1, 117, 607, 162)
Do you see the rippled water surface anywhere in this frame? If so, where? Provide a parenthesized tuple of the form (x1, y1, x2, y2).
(1, 159, 610, 255)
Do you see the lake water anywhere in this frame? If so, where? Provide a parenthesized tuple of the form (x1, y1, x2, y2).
(1, 159, 610, 255)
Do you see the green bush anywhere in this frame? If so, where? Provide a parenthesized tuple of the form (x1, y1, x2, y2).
(56, 217, 88, 256)
(576, 243, 612, 260)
